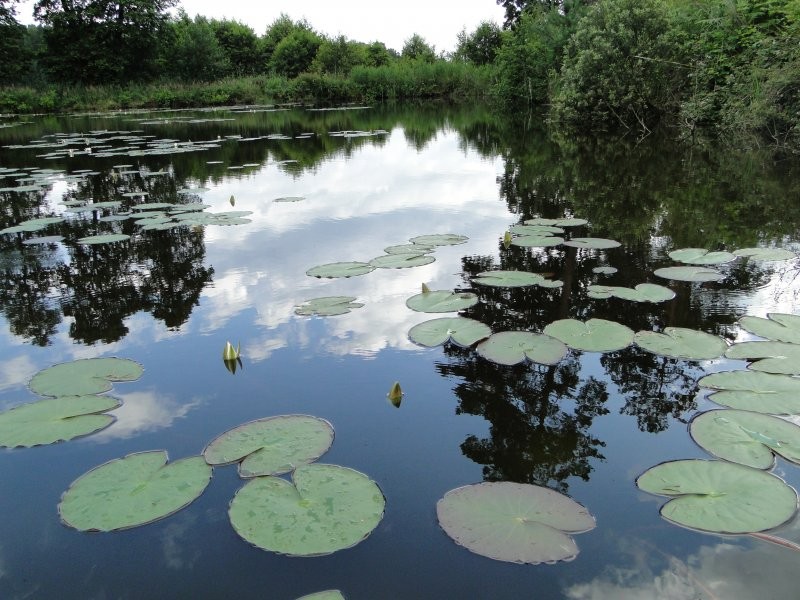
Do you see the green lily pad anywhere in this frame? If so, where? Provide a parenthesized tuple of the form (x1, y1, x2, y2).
(405, 290, 479, 313)
(668, 248, 737, 265)
(408, 234, 468, 246)
(592, 266, 617, 275)
(636, 459, 798, 534)
(511, 235, 564, 248)
(408, 317, 491, 348)
(563, 237, 620, 250)
(543, 318, 634, 352)
(510, 224, 564, 235)
(369, 254, 435, 269)
(587, 283, 675, 302)
(0, 217, 64, 234)
(0, 395, 120, 447)
(472, 270, 561, 288)
(203, 415, 334, 478)
(733, 247, 796, 261)
(274, 196, 305, 202)
(295, 297, 364, 317)
(22, 235, 64, 245)
(689, 409, 800, 469)
(77, 234, 131, 245)
(436, 482, 595, 565)
(698, 370, 800, 414)
(654, 266, 725, 282)
(739, 313, 800, 344)
(29, 358, 144, 397)
(228, 463, 385, 556)
(725, 341, 800, 374)
(633, 327, 727, 360)
(133, 202, 175, 211)
(525, 217, 588, 227)
(306, 262, 376, 278)
(476, 331, 568, 366)
(59, 451, 212, 532)
(383, 243, 434, 255)
(297, 592, 345, 600)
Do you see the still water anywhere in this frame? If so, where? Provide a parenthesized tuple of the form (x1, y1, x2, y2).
(0, 103, 799, 599)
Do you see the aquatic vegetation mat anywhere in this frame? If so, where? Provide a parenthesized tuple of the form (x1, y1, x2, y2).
(475, 332, 567, 366)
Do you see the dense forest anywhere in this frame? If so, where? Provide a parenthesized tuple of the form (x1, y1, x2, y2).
(0, 0, 798, 151)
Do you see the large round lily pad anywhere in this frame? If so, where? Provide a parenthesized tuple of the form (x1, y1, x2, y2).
(563, 237, 620, 250)
(654, 266, 725, 282)
(476, 332, 567, 366)
(689, 409, 800, 469)
(369, 254, 435, 269)
(739, 313, 800, 344)
(725, 341, 800, 374)
(733, 247, 796, 262)
(59, 451, 212, 531)
(76, 234, 131, 245)
(636, 459, 798, 534)
(294, 297, 363, 317)
(698, 370, 800, 414)
(633, 327, 727, 360)
(510, 224, 564, 235)
(29, 357, 143, 397)
(511, 235, 564, 248)
(306, 262, 375, 278)
(297, 591, 345, 600)
(408, 234, 468, 246)
(472, 270, 561, 288)
(0, 395, 120, 447)
(668, 248, 737, 265)
(525, 217, 588, 227)
(408, 317, 491, 348)
(436, 482, 596, 565)
(203, 415, 334, 478)
(543, 319, 634, 352)
(228, 464, 385, 556)
(405, 290, 478, 313)
(587, 283, 675, 303)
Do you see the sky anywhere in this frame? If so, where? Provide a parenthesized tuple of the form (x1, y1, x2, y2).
(15, 0, 506, 54)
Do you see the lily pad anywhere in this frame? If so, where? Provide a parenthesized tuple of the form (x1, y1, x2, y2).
(689, 409, 800, 469)
(543, 319, 634, 352)
(698, 370, 800, 414)
(436, 482, 595, 565)
(472, 270, 561, 288)
(733, 247, 796, 262)
(203, 415, 334, 478)
(29, 357, 144, 397)
(405, 290, 479, 313)
(228, 463, 385, 556)
(0, 217, 64, 234)
(297, 592, 345, 600)
(510, 224, 564, 235)
(587, 283, 675, 303)
(725, 341, 800, 374)
(476, 331, 567, 366)
(306, 262, 376, 278)
(408, 317, 491, 348)
(383, 243, 434, 255)
(592, 266, 617, 275)
(654, 266, 725, 282)
(739, 313, 800, 344)
(369, 254, 435, 269)
(563, 237, 621, 250)
(668, 248, 737, 265)
(59, 451, 212, 531)
(0, 395, 120, 447)
(633, 327, 727, 360)
(295, 297, 364, 317)
(525, 217, 588, 227)
(511, 235, 564, 248)
(22, 235, 64, 245)
(408, 234, 468, 246)
(76, 234, 131, 245)
(636, 459, 798, 534)
(274, 196, 305, 203)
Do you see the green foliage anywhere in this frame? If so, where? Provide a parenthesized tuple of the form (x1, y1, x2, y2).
(270, 29, 323, 77)
(210, 19, 260, 77)
(454, 21, 502, 65)
(401, 34, 436, 63)
(164, 13, 230, 82)
(261, 13, 315, 71)
(312, 36, 365, 76)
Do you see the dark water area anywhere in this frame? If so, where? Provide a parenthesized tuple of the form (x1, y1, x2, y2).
(0, 103, 799, 599)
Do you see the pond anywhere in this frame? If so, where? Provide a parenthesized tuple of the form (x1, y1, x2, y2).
(1, 103, 799, 599)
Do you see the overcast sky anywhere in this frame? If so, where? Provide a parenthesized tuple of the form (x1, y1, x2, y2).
(15, 1, 506, 54)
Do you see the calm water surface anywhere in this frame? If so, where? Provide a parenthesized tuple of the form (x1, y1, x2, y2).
(1, 104, 799, 599)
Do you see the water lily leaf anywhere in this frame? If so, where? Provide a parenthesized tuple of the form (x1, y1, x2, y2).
(698, 370, 800, 414)
(725, 341, 800, 374)
(383, 243, 434, 255)
(295, 297, 364, 317)
(369, 254, 435, 269)
(228, 464, 385, 556)
(472, 270, 556, 288)
(133, 202, 175, 211)
(274, 196, 305, 203)
(476, 331, 567, 366)
(525, 217, 588, 227)
(587, 283, 675, 302)
(543, 318, 634, 352)
(634, 327, 727, 359)
(509, 224, 564, 235)
(0, 395, 120, 447)
(654, 266, 725, 282)
(203, 415, 334, 478)
(77, 234, 130, 245)
(408, 317, 491, 347)
(405, 290, 479, 313)
(563, 237, 620, 249)
(739, 313, 800, 344)
(408, 234, 468, 246)
(59, 451, 212, 532)
(592, 266, 617, 275)
(29, 357, 144, 397)
(689, 409, 800, 469)
(669, 248, 737, 265)
(511, 235, 564, 248)
(436, 482, 595, 565)
(0, 217, 64, 234)
(22, 235, 64, 245)
(297, 591, 345, 600)
(733, 247, 796, 261)
(636, 459, 798, 534)
(306, 262, 376, 278)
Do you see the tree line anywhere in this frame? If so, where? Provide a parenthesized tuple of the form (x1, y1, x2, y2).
(0, 0, 798, 150)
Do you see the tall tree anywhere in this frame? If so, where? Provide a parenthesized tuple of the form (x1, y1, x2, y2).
(0, 0, 28, 83)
